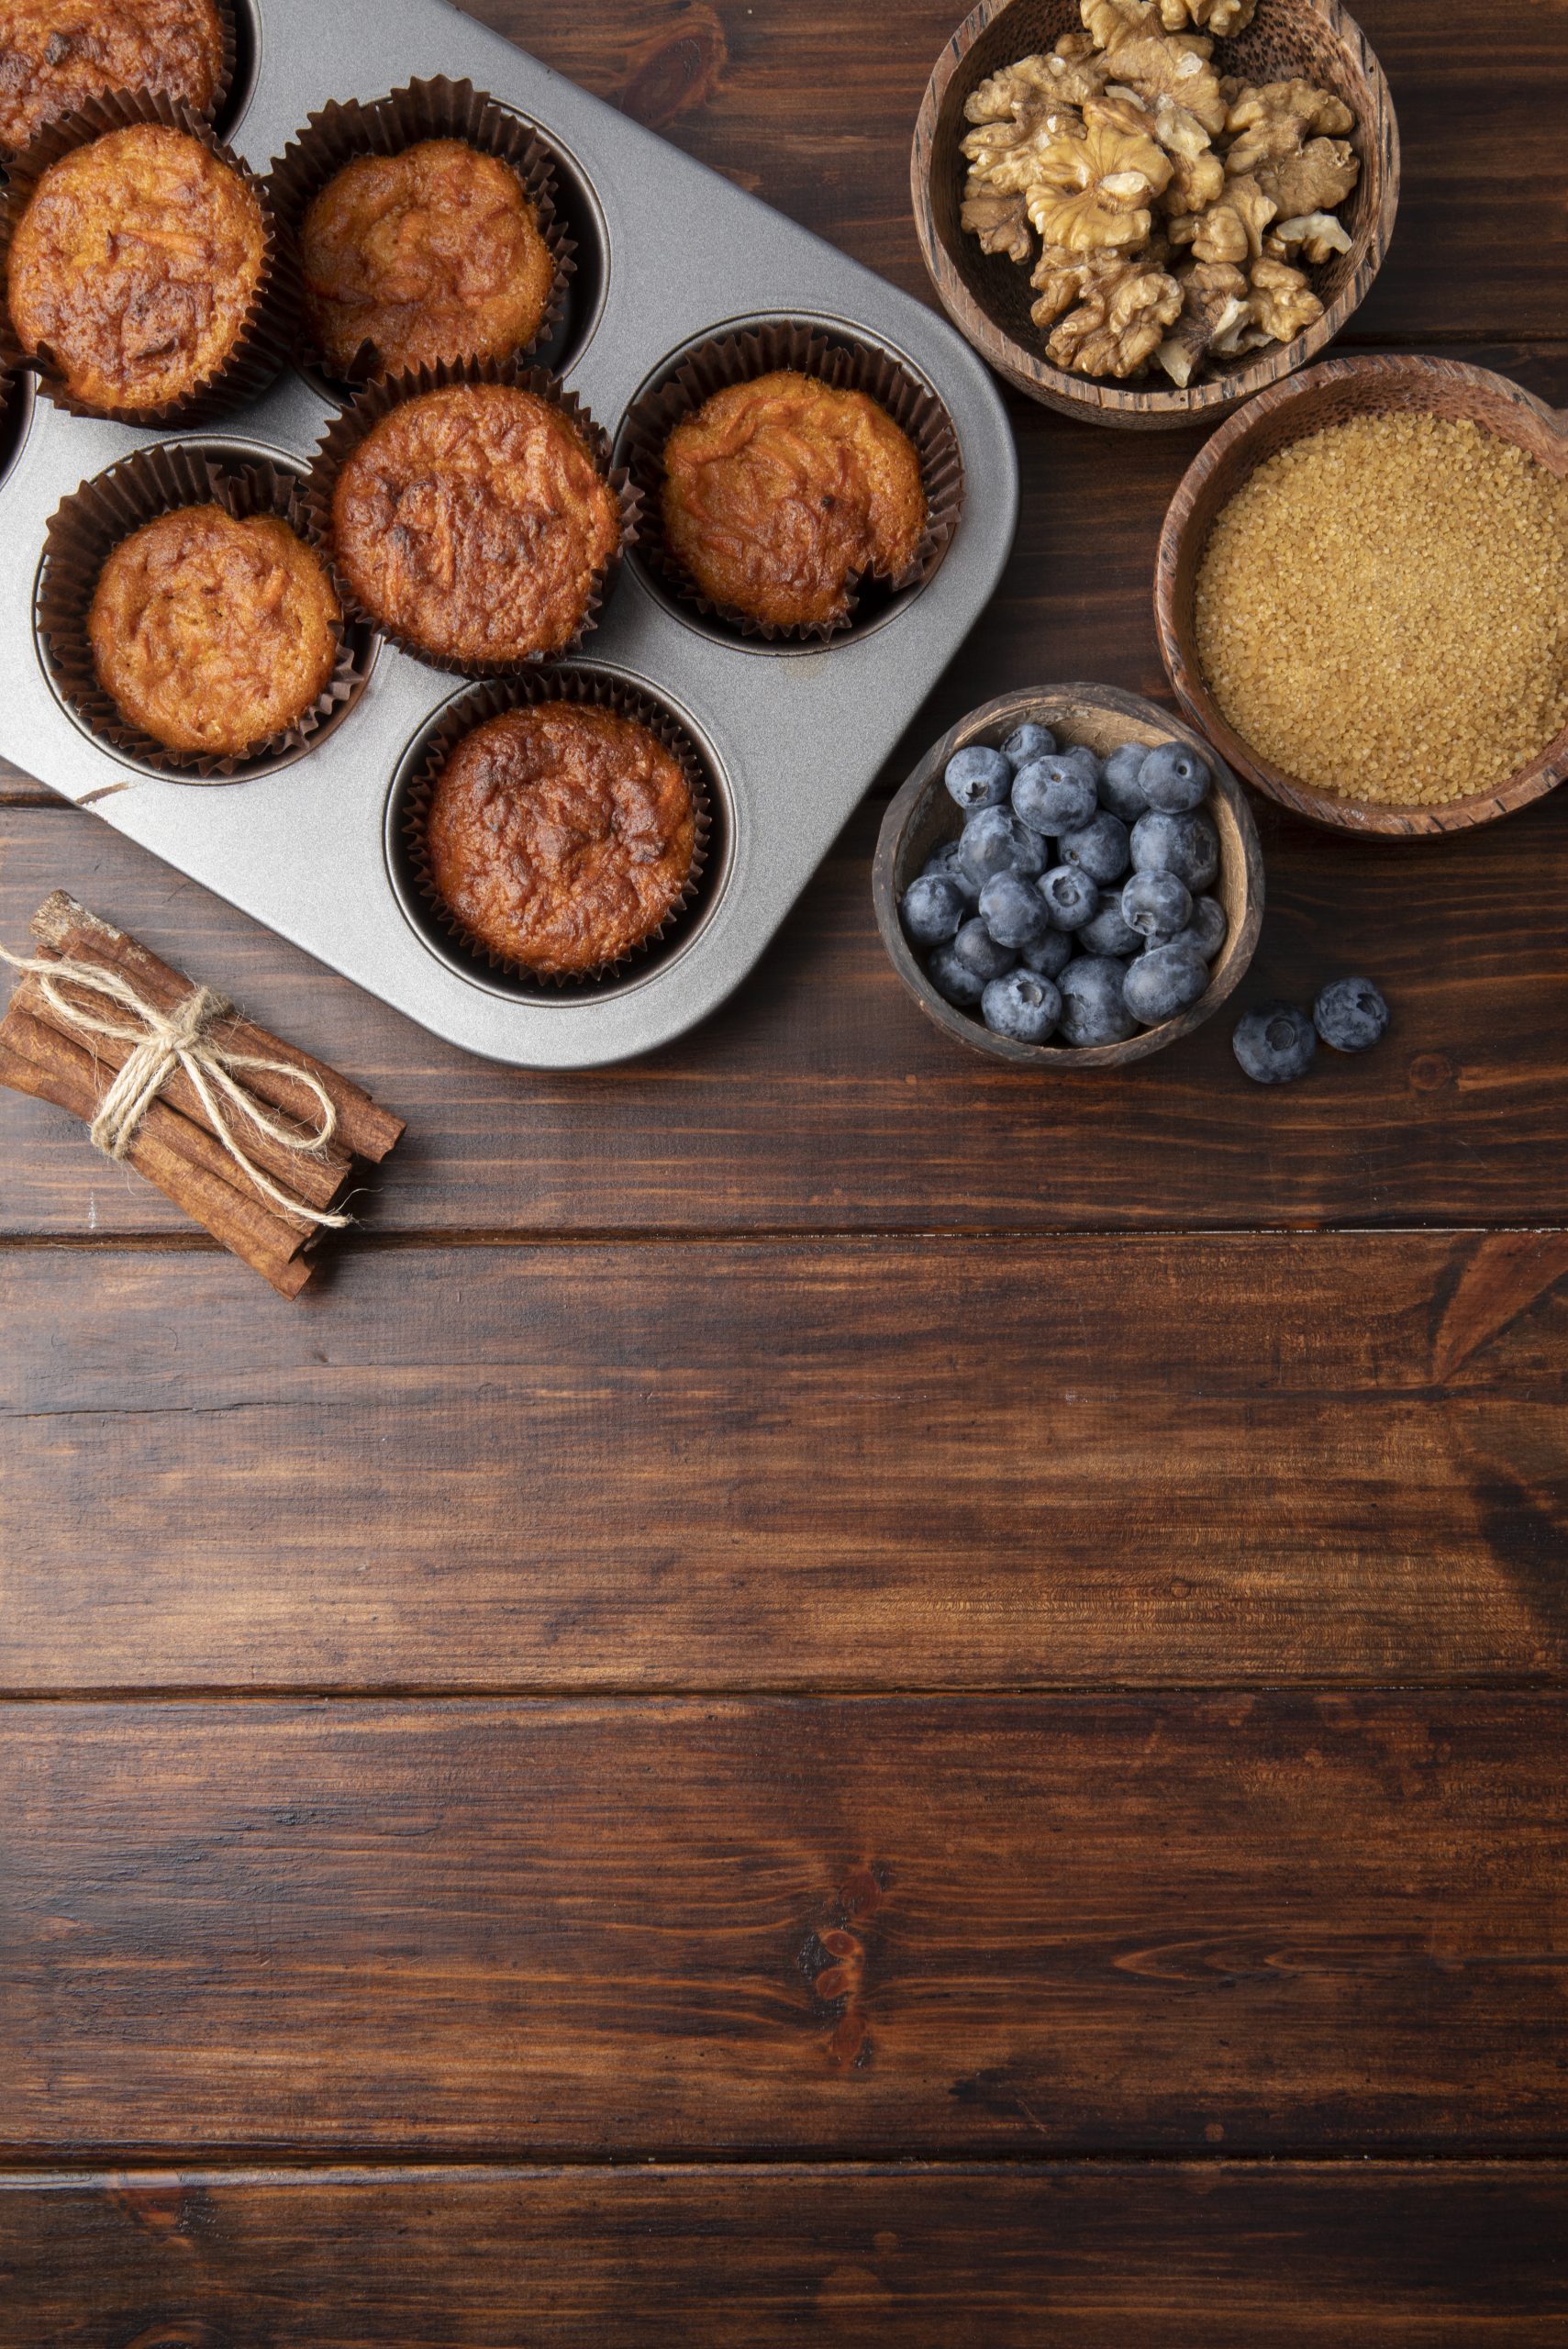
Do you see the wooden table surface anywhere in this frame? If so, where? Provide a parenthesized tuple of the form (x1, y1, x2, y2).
(3, 1, 1566, 2338)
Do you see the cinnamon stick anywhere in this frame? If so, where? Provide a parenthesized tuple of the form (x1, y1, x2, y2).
(10, 960, 355, 1214)
(0, 1013, 315, 1298)
(29, 894, 406, 1163)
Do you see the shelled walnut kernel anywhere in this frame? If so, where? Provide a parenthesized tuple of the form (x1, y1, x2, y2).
(1195, 415, 1568, 807)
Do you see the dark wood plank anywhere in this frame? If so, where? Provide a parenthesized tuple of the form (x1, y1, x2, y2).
(4, 1233, 1564, 1694)
(4, 2163, 1566, 2346)
(4, 1695, 1564, 2158)
(451, 0, 1568, 344)
(5, 740, 1568, 1237)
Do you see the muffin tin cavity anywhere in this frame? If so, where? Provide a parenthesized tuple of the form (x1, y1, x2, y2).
(213, 0, 262, 145)
(0, 373, 38, 495)
(616, 315, 964, 656)
(34, 435, 379, 784)
(270, 81, 606, 398)
(385, 666, 733, 1005)
(519, 124, 608, 382)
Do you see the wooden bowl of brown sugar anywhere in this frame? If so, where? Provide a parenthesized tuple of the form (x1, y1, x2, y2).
(911, 0, 1399, 430)
(1155, 354, 1568, 835)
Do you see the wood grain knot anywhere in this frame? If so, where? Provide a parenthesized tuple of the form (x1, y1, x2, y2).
(620, 7, 728, 128)
(799, 1863, 888, 2073)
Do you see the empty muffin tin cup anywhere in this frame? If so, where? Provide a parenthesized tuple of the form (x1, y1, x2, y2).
(0, 88, 298, 428)
(396, 668, 714, 994)
(267, 73, 576, 391)
(37, 440, 377, 782)
(618, 318, 965, 645)
(301, 353, 639, 679)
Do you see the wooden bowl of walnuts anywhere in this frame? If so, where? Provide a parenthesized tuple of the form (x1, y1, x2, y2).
(911, 0, 1399, 429)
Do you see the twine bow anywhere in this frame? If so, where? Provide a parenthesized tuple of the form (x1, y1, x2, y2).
(1, 943, 351, 1229)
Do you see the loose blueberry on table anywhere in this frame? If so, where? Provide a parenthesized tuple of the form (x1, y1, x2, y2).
(902, 729, 1232, 1053)
(1229, 978, 1391, 1085)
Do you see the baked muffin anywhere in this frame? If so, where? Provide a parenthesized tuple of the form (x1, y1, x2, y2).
(330, 383, 620, 665)
(426, 703, 698, 975)
(89, 503, 340, 756)
(6, 122, 266, 412)
(301, 138, 556, 379)
(0, 0, 226, 154)
(660, 369, 928, 629)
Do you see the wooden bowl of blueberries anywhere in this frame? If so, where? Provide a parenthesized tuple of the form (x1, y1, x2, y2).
(873, 685, 1263, 1067)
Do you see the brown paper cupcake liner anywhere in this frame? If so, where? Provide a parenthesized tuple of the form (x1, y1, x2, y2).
(399, 670, 714, 994)
(302, 355, 639, 680)
(37, 442, 376, 782)
(267, 74, 576, 392)
(618, 320, 966, 646)
(0, 89, 296, 427)
(0, 0, 238, 159)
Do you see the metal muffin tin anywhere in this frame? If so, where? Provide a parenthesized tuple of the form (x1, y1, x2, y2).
(0, 0, 1018, 1068)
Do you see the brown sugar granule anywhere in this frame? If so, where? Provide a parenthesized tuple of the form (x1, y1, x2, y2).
(1195, 414, 1568, 807)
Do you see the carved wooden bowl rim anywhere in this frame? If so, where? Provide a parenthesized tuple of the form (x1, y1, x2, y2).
(910, 0, 1400, 431)
(1154, 352, 1568, 837)
(873, 683, 1265, 1071)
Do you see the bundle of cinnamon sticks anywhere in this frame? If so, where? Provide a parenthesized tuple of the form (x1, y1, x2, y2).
(0, 893, 404, 1297)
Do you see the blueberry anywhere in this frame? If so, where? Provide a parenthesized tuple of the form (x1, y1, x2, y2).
(1002, 720, 1058, 767)
(1120, 869, 1193, 943)
(901, 872, 966, 945)
(1021, 927, 1073, 978)
(1038, 863, 1100, 931)
(982, 968, 1062, 1045)
(950, 916, 1016, 981)
(1314, 976, 1389, 1054)
(1124, 942, 1210, 1026)
(1098, 741, 1152, 821)
(978, 870, 1051, 948)
(1058, 954, 1137, 1049)
(1061, 811, 1130, 886)
(1012, 753, 1096, 835)
(1169, 893, 1228, 962)
(921, 838, 980, 903)
(1139, 740, 1212, 813)
(1080, 893, 1143, 958)
(928, 942, 987, 1007)
(945, 744, 1013, 812)
(960, 807, 1045, 886)
(1130, 808, 1219, 893)
(1233, 1001, 1318, 1085)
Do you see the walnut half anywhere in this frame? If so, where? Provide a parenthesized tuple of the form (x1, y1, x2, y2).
(1046, 254, 1182, 376)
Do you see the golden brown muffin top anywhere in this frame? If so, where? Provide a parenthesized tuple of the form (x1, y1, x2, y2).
(660, 369, 928, 629)
(302, 138, 556, 379)
(7, 122, 266, 412)
(426, 704, 698, 976)
(89, 502, 341, 757)
(0, 0, 225, 153)
(331, 384, 620, 666)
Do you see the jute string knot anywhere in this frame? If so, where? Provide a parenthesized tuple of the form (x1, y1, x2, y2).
(1, 942, 351, 1229)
